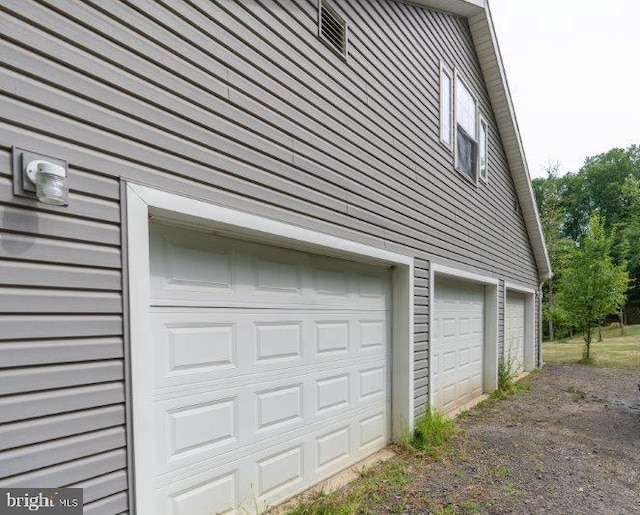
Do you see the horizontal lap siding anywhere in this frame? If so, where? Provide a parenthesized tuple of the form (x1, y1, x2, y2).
(414, 259, 430, 415)
(536, 289, 542, 366)
(0, 0, 540, 511)
(0, 88, 126, 514)
(499, 280, 505, 358)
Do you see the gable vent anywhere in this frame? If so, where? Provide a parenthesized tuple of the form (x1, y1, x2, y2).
(319, 1, 348, 58)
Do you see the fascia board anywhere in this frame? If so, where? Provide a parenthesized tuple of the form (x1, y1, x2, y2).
(467, 3, 552, 280)
(407, 0, 485, 17)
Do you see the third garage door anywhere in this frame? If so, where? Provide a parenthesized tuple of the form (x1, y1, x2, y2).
(505, 292, 525, 373)
(432, 277, 484, 414)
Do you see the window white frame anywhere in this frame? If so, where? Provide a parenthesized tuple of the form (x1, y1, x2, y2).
(439, 62, 453, 149)
(454, 72, 479, 183)
(479, 115, 489, 182)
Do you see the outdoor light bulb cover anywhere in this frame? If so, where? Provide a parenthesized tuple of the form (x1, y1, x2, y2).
(25, 160, 69, 206)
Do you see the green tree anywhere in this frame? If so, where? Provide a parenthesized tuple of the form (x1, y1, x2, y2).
(580, 146, 640, 229)
(534, 146, 640, 310)
(556, 211, 628, 361)
(560, 146, 640, 240)
(532, 163, 575, 341)
(616, 176, 640, 305)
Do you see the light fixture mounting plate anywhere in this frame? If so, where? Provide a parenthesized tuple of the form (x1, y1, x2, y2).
(11, 147, 68, 199)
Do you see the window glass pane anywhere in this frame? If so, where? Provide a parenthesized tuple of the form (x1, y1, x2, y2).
(456, 127, 476, 178)
(440, 71, 451, 145)
(456, 79, 476, 136)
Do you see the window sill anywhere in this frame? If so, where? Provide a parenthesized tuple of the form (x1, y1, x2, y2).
(454, 165, 479, 186)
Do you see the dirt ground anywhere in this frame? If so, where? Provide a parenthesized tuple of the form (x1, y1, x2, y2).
(384, 365, 640, 514)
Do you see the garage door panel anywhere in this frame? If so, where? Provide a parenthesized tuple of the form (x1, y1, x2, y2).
(156, 404, 388, 513)
(151, 225, 390, 310)
(151, 311, 388, 391)
(153, 401, 388, 495)
(165, 395, 238, 460)
(315, 320, 349, 355)
(166, 469, 238, 515)
(152, 361, 389, 477)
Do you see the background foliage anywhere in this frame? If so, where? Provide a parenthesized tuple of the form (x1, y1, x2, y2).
(533, 145, 638, 341)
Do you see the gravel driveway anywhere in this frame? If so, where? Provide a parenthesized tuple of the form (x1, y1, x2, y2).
(392, 364, 640, 514)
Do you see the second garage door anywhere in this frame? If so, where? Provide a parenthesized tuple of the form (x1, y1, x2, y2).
(141, 223, 392, 513)
(432, 277, 485, 414)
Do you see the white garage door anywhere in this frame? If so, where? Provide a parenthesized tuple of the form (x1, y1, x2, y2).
(432, 277, 484, 414)
(141, 223, 391, 514)
(505, 292, 525, 374)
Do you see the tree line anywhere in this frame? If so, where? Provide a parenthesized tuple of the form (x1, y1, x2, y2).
(532, 146, 639, 359)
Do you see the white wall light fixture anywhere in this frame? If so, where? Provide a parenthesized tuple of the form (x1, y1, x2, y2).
(12, 147, 69, 206)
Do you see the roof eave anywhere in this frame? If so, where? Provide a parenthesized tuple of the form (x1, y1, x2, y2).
(408, 0, 485, 17)
(468, 3, 551, 280)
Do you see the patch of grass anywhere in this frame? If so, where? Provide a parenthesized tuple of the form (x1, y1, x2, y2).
(494, 465, 511, 477)
(404, 409, 457, 457)
(285, 459, 409, 515)
(489, 388, 507, 400)
(429, 500, 481, 515)
(503, 482, 521, 497)
(543, 324, 640, 370)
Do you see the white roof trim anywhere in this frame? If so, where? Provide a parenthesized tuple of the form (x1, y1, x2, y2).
(407, 0, 552, 280)
(408, 0, 485, 17)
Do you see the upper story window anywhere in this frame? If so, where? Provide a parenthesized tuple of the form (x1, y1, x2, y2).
(439, 63, 453, 148)
(440, 65, 490, 184)
(455, 77, 478, 180)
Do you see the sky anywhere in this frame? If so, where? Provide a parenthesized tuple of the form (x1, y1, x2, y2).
(489, 0, 640, 179)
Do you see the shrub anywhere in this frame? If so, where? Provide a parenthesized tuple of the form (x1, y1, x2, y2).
(497, 357, 515, 393)
(492, 355, 530, 398)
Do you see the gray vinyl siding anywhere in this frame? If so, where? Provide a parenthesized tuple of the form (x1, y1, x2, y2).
(414, 258, 430, 415)
(0, 0, 539, 511)
(536, 288, 542, 366)
(498, 280, 505, 359)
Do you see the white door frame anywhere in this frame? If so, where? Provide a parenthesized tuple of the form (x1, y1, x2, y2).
(504, 282, 536, 372)
(429, 263, 499, 410)
(125, 183, 415, 514)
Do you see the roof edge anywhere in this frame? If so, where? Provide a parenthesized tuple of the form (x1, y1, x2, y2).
(409, 0, 551, 280)
(406, 0, 484, 17)
(470, 2, 551, 280)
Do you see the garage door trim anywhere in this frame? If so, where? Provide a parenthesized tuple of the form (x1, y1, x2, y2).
(125, 183, 415, 514)
(429, 263, 499, 411)
(504, 282, 536, 372)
